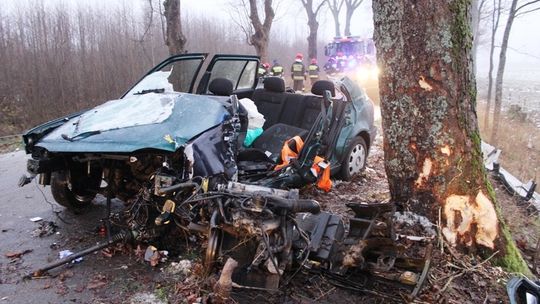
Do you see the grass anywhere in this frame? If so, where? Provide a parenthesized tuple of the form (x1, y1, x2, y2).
(0, 135, 23, 154)
(477, 102, 539, 182)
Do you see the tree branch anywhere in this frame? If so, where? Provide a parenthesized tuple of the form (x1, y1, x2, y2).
(315, 0, 326, 14)
(262, 0, 275, 29)
(248, 0, 262, 30)
(515, 4, 540, 17)
(515, 0, 540, 13)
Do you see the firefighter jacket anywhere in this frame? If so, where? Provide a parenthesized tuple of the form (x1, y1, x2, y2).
(308, 64, 320, 79)
(258, 66, 268, 77)
(271, 64, 284, 76)
(291, 62, 306, 80)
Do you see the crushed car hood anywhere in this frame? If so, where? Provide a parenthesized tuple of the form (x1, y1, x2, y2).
(37, 93, 230, 153)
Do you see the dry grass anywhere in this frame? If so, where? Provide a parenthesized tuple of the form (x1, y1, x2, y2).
(477, 102, 539, 182)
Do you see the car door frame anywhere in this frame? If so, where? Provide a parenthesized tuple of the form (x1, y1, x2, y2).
(120, 53, 209, 98)
(196, 54, 260, 99)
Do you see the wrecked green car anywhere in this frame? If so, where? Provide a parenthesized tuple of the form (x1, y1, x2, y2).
(20, 54, 429, 293)
(22, 53, 376, 209)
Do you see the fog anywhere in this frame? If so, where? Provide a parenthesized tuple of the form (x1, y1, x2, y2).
(3, 0, 540, 81)
(185, 0, 540, 82)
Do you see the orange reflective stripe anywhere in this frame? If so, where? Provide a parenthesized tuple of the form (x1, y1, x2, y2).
(317, 165, 332, 192)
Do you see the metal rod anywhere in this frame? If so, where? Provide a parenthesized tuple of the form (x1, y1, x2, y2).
(26, 230, 132, 278)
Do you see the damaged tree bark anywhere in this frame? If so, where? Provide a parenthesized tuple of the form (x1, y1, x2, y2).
(372, 0, 528, 273)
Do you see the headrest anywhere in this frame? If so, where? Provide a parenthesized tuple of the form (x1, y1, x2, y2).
(311, 80, 335, 97)
(263, 77, 285, 93)
(209, 78, 233, 96)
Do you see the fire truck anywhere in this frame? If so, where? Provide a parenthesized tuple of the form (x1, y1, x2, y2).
(323, 36, 378, 81)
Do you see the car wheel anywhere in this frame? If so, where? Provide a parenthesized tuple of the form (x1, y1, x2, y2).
(50, 170, 97, 210)
(340, 137, 368, 181)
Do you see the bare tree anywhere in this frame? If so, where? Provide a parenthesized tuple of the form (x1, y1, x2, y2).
(491, 0, 540, 145)
(325, 0, 344, 37)
(373, 0, 528, 272)
(247, 0, 275, 63)
(471, 0, 488, 74)
(229, 0, 275, 63)
(484, 0, 503, 130)
(343, 0, 363, 37)
(301, 0, 326, 60)
(163, 0, 186, 55)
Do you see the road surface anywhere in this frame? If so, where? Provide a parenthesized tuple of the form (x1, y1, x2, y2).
(0, 150, 160, 304)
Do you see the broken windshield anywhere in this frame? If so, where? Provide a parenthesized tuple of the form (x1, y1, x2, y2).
(126, 58, 204, 96)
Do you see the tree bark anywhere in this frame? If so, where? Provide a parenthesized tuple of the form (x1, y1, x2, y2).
(490, 0, 518, 145)
(484, 0, 502, 130)
(247, 0, 275, 63)
(373, 0, 528, 272)
(163, 0, 186, 55)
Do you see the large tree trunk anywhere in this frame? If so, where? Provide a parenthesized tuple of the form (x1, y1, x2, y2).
(303, 0, 325, 60)
(332, 11, 341, 36)
(484, 0, 502, 130)
(344, 0, 363, 37)
(326, 0, 343, 37)
(307, 18, 319, 60)
(163, 0, 186, 55)
(247, 0, 275, 63)
(470, 0, 485, 76)
(373, 0, 527, 272)
(490, 0, 517, 145)
(344, 8, 353, 36)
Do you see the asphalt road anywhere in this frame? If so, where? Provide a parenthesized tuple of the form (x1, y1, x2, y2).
(0, 151, 159, 304)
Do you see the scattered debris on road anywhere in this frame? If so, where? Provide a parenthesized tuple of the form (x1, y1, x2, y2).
(5, 249, 32, 259)
(58, 250, 83, 263)
(31, 221, 58, 237)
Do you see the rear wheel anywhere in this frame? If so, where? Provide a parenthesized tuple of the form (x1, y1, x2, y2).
(340, 137, 368, 181)
(50, 169, 100, 210)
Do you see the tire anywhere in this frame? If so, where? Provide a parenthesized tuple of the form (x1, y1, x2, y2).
(339, 136, 368, 181)
(50, 170, 97, 210)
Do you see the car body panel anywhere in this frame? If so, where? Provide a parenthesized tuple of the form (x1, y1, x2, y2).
(23, 53, 375, 186)
(36, 93, 231, 153)
(333, 77, 376, 165)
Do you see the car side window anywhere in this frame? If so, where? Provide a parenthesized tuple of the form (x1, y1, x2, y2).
(125, 58, 203, 96)
(209, 60, 257, 91)
(161, 59, 203, 93)
(237, 61, 257, 90)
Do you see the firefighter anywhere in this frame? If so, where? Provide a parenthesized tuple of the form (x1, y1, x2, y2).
(336, 51, 347, 73)
(307, 58, 320, 86)
(271, 59, 284, 77)
(291, 53, 306, 92)
(258, 62, 270, 78)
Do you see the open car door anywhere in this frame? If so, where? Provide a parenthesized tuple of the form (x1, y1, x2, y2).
(122, 53, 208, 97)
(196, 54, 260, 99)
